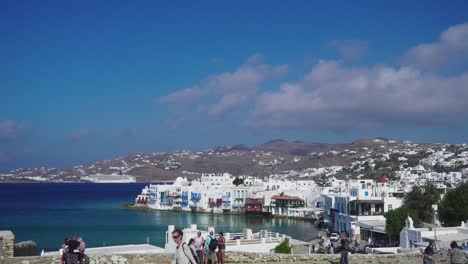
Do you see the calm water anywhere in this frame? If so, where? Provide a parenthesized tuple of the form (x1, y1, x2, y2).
(0, 183, 318, 252)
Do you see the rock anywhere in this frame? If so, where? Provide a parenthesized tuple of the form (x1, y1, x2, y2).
(15, 241, 37, 257)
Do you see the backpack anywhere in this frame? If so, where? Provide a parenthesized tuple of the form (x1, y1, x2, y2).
(341, 238, 351, 252)
(209, 237, 218, 251)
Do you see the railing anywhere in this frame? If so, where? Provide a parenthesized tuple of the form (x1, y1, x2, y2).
(224, 231, 285, 245)
(349, 211, 384, 216)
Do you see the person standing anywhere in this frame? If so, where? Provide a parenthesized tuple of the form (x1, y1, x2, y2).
(217, 232, 226, 264)
(172, 229, 197, 264)
(77, 237, 86, 264)
(66, 235, 81, 264)
(204, 231, 216, 264)
(60, 238, 69, 264)
(339, 232, 351, 264)
(194, 231, 205, 264)
(448, 241, 466, 264)
(423, 240, 436, 264)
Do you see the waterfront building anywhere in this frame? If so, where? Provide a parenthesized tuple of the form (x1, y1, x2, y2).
(135, 173, 319, 215)
(265, 194, 305, 216)
(322, 178, 404, 244)
(245, 197, 265, 214)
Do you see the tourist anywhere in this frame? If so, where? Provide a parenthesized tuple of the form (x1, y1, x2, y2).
(194, 231, 205, 264)
(339, 232, 351, 264)
(60, 237, 69, 264)
(188, 238, 196, 252)
(423, 240, 436, 264)
(448, 241, 466, 264)
(66, 235, 81, 264)
(188, 238, 200, 263)
(172, 229, 197, 264)
(326, 240, 331, 254)
(77, 237, 86, 263)
(204, 230, 216, 264)
(217, 232, 226, 264)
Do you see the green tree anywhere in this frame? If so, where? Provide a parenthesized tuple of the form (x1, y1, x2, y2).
(274, 238, 291, 254)
(384, 208, 420, 246)
(403, 183, 440, 223)
(439, 183, 468, 226)
(314, 174, 329, 187)
(232, 177, 244, 186)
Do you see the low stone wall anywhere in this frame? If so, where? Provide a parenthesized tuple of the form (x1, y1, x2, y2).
(8, 252, 451, 264)
(0, 230, 15, 261)
(7, 254, 172, 264)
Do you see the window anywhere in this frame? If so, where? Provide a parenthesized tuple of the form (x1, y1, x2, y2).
(388, 205, 393, 210)
(365, 191, 369, 196)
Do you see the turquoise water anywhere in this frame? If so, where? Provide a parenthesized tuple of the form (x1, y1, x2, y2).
(0, 183, 318, 252)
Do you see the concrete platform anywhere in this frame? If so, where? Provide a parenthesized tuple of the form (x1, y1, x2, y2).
(45, 244, 166, 256)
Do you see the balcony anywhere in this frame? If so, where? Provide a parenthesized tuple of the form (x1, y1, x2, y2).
(349, 210, 384, 216)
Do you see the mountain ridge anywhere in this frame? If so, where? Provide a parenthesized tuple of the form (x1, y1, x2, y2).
(1, 138, 467, 183)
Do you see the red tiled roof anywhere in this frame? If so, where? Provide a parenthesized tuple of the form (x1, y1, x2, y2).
(271, 195, 304, 201)
(376, 177, 389, 183)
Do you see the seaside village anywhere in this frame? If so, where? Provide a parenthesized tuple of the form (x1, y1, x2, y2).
(135, 172, 468, 256)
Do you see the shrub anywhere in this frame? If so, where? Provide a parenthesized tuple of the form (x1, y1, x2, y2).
(274, 238, 291, 254)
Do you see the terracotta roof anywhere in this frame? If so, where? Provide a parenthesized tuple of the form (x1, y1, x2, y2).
(376, 177, 389, 183)
(271, 195, 304, 201)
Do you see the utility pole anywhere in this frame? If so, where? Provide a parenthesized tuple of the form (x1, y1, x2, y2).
(432, 204, 438, 245)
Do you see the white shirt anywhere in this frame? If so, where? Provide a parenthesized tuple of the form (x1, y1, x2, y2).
(194, 236, 204, 251)
(173, 242, 197, 264)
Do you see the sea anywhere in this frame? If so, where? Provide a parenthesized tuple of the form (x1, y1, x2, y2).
(0, 183, 318, 253)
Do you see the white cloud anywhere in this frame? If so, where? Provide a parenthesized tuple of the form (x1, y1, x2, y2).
(330, 40, 368, 60)
(160, 86, 206, 103)
(0, 120, 25, 139)
(160, 55, 288, 117)
(160, 23, 468, 131)
(250, 60, 468, 129)
(402, 22, 468, 69)
(246, 53, 264, 64)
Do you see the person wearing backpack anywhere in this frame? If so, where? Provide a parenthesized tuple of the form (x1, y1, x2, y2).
(204, 231, 217, 264)
(339, 232, 351, 264)
(172, 229, 197, 264)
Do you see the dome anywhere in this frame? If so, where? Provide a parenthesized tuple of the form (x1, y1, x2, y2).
(376, 176, 389, 183)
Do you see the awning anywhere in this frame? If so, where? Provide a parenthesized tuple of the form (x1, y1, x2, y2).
(357, 220, 386, 234)
(350, 199, 384, 204)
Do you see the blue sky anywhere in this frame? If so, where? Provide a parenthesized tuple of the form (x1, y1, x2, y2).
(1, 0, 468, 171)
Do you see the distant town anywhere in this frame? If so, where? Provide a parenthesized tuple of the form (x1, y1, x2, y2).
(1, 138, 467, 185)
(1, 137, 468, 257)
